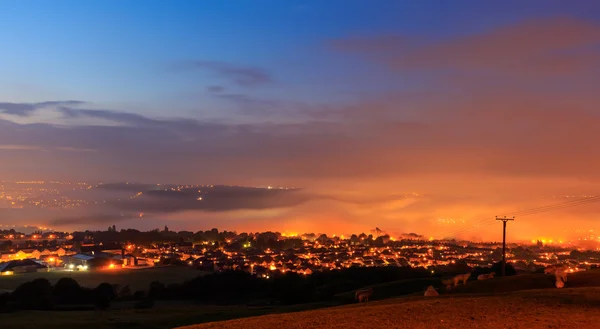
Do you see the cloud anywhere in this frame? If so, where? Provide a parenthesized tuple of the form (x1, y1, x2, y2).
(111, 186, 315, 213)
(49, 213, 139, 226)
(0, 144, 43, 151)
(207, 85, 225, 93)
(58, 107, 209, 132)
(216, 93, 284, 116)
(331, 17, 600, 79)
(55, 146, 97, 153)
(173, 60, 273, 87)
(0, 101, 85, 117)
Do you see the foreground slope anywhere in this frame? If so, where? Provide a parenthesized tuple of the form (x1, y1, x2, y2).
(179, 286, 600, 329)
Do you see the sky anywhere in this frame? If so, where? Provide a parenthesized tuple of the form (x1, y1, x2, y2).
(1, 1, 600, 241)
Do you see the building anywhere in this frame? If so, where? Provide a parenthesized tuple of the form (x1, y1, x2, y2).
(0, 259, 47, 275)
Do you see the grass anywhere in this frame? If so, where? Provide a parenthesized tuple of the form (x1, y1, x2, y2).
(3, 270, 600, 329)
(1, 300, 339, 329)
(334, 277, 441, 302)
(449, 269, 600, 295)
(0, 266, 205, 291)
(178, 287, 600, 329)
(178, 270, 600, 329)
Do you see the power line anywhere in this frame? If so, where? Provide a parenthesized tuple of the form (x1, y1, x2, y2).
(436, 196, 600, 239)
(506, 196, 600, 217)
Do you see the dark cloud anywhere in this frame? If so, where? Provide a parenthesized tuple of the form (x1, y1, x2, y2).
(0, 100, 85, 117)
(207, 85, 225, 93)
(111, 186, 313, 213)
(216, 93, 283, 116)
(49, 213, 139, 226)
(58, 107, 211, 133)
(173, 60, 273, 87)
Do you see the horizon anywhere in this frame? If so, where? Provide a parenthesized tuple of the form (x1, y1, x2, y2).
(2, 1, 600, 242)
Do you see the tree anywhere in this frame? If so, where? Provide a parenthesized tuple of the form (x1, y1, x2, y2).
(119, 285, 132, 300)
(12, 278, 53, 310)
(94, 282, 116, 309)
(491, 261, 516, 276)
(570, 250, 585, 261)
(53, 277, 84, 304)
(148, 281, 165, 298)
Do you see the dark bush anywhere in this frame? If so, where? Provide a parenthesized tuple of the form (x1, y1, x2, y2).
(135, 298, 155, 309)
(118, 285, 133, 300)
(53, 277, 88, 304)
(133, 290, 146, 300)
(11, 278, 54, 310)
(148, 281, 165, 298)
(93, 282, 116, 310)
(491, 261, 517, 276)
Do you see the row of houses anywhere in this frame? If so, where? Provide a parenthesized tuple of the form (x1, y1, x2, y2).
(0, 247, 67, 262)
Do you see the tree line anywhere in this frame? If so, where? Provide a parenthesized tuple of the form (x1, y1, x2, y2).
(0, 261, 515, 312)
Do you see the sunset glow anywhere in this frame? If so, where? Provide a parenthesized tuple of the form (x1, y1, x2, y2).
(0, 2, 599, 242)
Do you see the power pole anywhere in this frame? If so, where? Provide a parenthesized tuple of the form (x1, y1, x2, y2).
(496, 216, 515, 276)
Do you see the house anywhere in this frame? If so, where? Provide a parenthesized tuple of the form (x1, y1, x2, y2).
(1, 249, 41, 261)
(0, 259, 47, 274)
(21, 249, 42, 259)
(80, 243, 123, 255)
(174, 242, 194, 252)
(65, 253, 118, 270)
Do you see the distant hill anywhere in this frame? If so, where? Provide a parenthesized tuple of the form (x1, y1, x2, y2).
(178, 271, 600, 329)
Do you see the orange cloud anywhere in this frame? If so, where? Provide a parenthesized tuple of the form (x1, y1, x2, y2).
(332, 17, 600, 78)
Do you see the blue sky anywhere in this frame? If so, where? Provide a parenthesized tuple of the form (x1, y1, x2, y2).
(2, 0, 598, 120)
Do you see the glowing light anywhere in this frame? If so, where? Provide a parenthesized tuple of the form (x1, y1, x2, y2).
(109, 263, 115, 269)
(1, 271, 14, 276)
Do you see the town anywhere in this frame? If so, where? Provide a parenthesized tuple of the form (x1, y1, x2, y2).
(2, 226, 599, 278)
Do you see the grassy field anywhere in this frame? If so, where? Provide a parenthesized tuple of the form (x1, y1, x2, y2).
(1, 300, 339, 329)
(178, 270, 600, 329)
(333, 269, 600, 302)
(3, 270, 600, 329)
(179, 287, 600, 329)
(0, 266, 205, 291)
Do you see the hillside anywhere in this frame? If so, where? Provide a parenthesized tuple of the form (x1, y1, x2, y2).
(179, 287, 600, 329)
(179, 272, 600, 329)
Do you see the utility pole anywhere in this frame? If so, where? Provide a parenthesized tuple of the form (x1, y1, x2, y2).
(496, 216, 515, 276)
